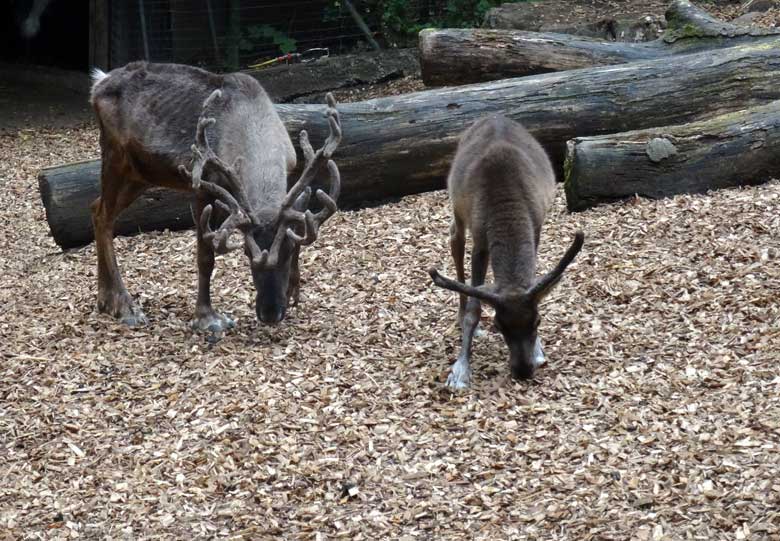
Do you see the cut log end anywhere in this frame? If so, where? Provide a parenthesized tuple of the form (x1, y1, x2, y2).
(564, 101, 780, 211)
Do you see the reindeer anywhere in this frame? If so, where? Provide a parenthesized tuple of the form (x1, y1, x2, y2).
(429, 115, 584, 389)
(89, 62, 341, 332)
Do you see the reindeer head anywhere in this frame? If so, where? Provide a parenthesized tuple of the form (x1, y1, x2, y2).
(429, 231, 584, 379)
(180, 91, 342, 325)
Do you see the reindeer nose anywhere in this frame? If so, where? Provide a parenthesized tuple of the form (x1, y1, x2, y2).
(511, 362, 535, 380)
(257, 305, 285, 325)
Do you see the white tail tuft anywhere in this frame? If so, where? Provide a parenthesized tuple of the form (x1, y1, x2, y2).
(89, 68, 109, 105)
(91, 67, 108, 85)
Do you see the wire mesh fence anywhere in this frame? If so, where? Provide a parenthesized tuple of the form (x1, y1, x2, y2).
(112, 0, 391, 72)
(109, 0, 499, 72)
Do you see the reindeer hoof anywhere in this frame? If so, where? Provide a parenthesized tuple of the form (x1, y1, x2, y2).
(119, 311, 148, 327)
(192, 311, 235, 335)
(446, 361, 472, 390)
(99, 294, 147, 327)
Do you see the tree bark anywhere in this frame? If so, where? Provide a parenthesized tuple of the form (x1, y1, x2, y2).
(421, 0, 780, 86)
(249, 49, 419, 104)
(38, 161, 196, 249)
(564, 101, 780, 211)
(40, 41, 780, 248)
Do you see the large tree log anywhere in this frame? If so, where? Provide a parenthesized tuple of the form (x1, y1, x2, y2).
(537, 16, 665, 43)
(250, 49, 419, 104)
(563, 101, 780, 211)
(483, 0, 660, 35)
(421, 0, 780, 86)
(40, 41, 780, 249)
(39, 162, 197, 248)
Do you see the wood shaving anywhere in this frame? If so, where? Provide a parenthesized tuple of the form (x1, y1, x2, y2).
(1, 119, 778, 540)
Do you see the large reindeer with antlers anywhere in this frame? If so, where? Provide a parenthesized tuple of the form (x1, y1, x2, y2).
(429, 115, 584, 389)
(89, 62, 340, 331)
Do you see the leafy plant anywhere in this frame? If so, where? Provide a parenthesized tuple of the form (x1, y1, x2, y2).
(326, 0, 529, 48)
(240, 24, 297, 55)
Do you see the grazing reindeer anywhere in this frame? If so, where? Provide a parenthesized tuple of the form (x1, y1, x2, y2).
(89, 62, 341, 331)
(429, 116, 584, 389)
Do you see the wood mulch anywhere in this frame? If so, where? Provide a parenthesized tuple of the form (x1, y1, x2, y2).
(2, 122, 779, 540)
(1, 2, 780, 539)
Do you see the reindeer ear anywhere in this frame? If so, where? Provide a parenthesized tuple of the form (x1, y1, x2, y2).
(526, 231, 584, 304)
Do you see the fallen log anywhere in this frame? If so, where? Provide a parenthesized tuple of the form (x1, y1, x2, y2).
(40, 41, 780, 248)
(483, 0, 659, 34)
(540, 16, 665, 43)
(419, 29, 661, 85)
(39, 162, 196, 248)
(421, 0, 780, 86)
(564, 101, 780, 211)
(249, 48, 419, 103)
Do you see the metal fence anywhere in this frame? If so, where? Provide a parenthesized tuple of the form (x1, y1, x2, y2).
(109, 0, 450, 72)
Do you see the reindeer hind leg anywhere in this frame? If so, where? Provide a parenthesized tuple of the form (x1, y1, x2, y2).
(449, 216, 466, 327)
(91, 176, 148, 326)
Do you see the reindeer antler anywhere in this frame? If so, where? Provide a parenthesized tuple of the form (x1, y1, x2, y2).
(249, 93, 342, 269)
(179, 89, 251, 254)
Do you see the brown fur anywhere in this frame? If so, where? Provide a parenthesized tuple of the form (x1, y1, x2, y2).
(89, 62, 318, 330)
(430, 115, 583, 387)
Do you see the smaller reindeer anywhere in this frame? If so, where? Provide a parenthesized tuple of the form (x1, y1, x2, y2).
(429, 115, 584, 389)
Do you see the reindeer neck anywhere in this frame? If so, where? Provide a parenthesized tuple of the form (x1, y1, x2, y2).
(242, 158, 289, 209)
(215, 135, 290, 215)
(485, 207, 538, 290)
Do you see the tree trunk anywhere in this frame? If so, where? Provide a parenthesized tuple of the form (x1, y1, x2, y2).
(40, 41, 780, 249)
(250, 49, 419, 104)
(564, 101, 780, 211)
(419, 29, 661, 85)
(39, 161, 196, 249)
(421, 0, 780, 86)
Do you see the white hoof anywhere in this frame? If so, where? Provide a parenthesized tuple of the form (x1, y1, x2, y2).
(532, 337, 547, 369)
(446, 361, 472, 389)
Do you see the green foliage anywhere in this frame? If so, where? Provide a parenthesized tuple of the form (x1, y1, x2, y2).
(440, 0, 504, 28)
(240, 24, 297, 55)
(326, 0, 529, 48)
(381, 0, 427, 43)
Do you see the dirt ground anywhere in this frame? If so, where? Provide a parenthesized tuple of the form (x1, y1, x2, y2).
(482, 0, 778, 29)
(2, 1, 780, 540)
(0, 79, 92, 134)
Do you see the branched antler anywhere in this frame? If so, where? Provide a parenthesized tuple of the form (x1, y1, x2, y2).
(178, 89, 251, 254)
(249, 93, 342, 269)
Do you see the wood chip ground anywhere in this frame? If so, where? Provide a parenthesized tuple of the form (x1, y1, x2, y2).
(2, 119, 779, 540)
(2, 4, 780, 536)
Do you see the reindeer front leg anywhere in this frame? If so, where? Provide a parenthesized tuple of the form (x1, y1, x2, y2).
(447, 244, 490, 390)
(192, 196, 235, 335)
(287, 245, 301, 306)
